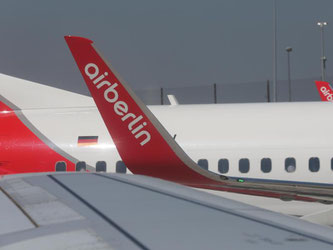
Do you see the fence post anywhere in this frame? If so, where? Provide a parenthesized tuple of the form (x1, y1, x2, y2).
(160, 87, 164, 105)
(266, 80, 270, 102)
(213, 83, 217, 104)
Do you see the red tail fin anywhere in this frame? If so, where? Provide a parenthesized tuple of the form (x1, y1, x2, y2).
(64, 36, 226, 186)
(315, 81, 333, 102)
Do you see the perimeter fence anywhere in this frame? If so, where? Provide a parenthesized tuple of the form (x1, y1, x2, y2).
(135, 77, 331, 105)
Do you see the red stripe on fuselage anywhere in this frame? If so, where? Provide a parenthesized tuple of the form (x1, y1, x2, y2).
(0, 101, 75, 174)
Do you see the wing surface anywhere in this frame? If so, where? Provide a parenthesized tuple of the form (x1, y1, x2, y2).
(1, 172, 333, 249)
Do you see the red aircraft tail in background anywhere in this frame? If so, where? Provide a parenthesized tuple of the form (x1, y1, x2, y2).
(315, 81, 333, 102)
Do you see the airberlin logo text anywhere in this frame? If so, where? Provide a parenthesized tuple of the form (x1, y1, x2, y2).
(320, 86, 333, 101)
(85, 63, 151, 146)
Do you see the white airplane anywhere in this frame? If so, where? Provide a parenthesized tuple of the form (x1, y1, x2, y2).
(63, 35, 333, 205)
(1, 36, 333, 208)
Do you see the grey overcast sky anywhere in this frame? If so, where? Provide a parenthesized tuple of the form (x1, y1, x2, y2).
(0, 0, 332, 102)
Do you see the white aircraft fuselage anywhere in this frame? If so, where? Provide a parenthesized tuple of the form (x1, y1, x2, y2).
(1, 73, 333, 186)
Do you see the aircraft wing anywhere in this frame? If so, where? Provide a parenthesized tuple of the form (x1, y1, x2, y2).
(1, 172, 333, 249)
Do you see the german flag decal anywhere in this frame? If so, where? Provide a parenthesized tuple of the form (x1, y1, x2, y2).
(77, 136, 98, 146)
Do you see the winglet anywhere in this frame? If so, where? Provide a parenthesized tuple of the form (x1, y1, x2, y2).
(65, 36, 228, 186)
(315, 81, 333, 102)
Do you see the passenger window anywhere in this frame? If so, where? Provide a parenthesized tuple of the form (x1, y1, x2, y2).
(198, 159, 208, 170)
(55, 161, 66, 172)
(239, 158, 249, 173)
(116, 161, 127, 173)
(285, 158, 296, 173)
(261, 158, 272, 173)
(218, 159, 229, 174)
(76, 161, 86, 172)
(96, 161, 107, 172)
(309, 157, 320, 172)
